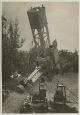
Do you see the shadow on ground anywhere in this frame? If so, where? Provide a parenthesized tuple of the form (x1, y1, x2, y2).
(49, 102, 78, 113)
(20, 102, 78, 113)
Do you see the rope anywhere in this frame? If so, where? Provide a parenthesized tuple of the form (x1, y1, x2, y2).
(67, 94, 78, 104)
(66, 87, 78, 99)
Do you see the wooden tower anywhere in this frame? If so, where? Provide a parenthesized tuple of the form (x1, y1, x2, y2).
(27, 5, 50, 57)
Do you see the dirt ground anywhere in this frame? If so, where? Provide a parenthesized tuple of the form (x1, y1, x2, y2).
(2, 72, 78, 113)
(33, 72, 78, 111)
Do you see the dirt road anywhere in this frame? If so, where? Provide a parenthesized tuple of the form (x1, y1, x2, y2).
(2, 73, 78, 113)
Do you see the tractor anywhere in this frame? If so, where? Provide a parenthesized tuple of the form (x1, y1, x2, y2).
(54, 84, 66, 104)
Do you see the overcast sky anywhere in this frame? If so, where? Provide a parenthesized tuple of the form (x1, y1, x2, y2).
(2, 2, 79, 52)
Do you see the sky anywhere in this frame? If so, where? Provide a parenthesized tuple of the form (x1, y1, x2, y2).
(2, 2, 79, 52)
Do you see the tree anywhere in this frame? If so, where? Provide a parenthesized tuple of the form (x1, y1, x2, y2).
(2, 16, 12, 82)
(59, 50, 78, 73)
(2, 16, 24, 83)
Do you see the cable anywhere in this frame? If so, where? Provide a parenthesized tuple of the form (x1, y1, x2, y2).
(67, 94, 78, 104)
(66, 87, 78, 99)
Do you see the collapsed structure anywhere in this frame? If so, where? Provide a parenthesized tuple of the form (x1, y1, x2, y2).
(27, 5, 60, 71)
(27, 5, 50, 57)
(16, 5, 60, 91)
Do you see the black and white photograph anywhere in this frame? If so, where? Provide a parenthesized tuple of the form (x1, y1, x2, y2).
(2, 1, 79, 113)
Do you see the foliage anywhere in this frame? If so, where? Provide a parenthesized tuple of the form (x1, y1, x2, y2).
(59, 50, 78, 73)
(16, 47, 37, 75)
(2, 16, 24, 82)
(16, 48, 78, 79)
